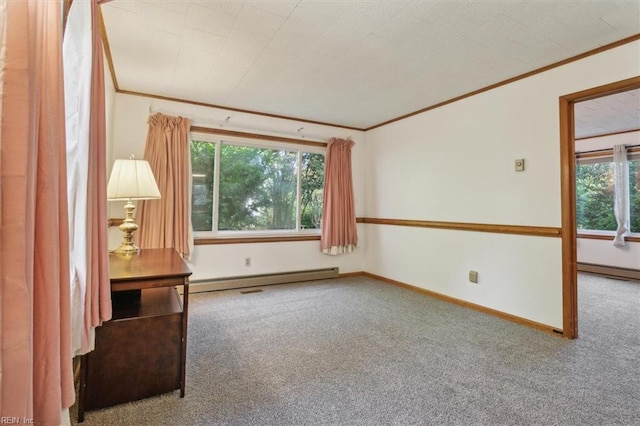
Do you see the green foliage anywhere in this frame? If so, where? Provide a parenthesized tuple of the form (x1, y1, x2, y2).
(576, 159, 640, 233)
(576, 162, 616, 231)
(190, 142, 215, 231)
(218, 145, 270, 230)
(300, 152, 324, 229)
(252, 148, 297, 230)
(629, 160, 640, 232)
(191, 140, 325, 232)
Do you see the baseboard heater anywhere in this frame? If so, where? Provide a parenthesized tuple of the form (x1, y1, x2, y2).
(578, 262, 640, 281)
(189, 267, 339, 293)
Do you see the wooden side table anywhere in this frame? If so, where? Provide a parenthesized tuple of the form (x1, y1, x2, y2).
(78, 248, 192, 422)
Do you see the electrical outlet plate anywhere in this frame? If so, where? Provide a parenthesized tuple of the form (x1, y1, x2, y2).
(515, 159, 525, 172)
(245, 257, 251, 267)
(468, 270, 478, 283)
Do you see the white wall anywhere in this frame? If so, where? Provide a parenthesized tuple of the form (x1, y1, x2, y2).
(575, 130, 639, 153)
(189, 236, 363, 281)
(577, 238, 640, 269)
(364, 41, 640, 329)
(108, 94, 366, 280)
(107, 41, 639, 327)
(576, 130, 640, 269)
(104, 53, 116, 162)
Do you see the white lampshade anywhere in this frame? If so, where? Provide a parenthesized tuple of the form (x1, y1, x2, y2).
(107, 159, 161, 200)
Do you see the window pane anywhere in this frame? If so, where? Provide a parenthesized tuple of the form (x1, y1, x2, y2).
(218, 145, 297, 231)
(630, 159, 640, 233)
(576, 161, 616, 231)
(300, 152, 325, 229)
(190, 141, 215, 232)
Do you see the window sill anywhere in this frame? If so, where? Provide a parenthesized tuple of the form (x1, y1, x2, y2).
(110, 218, 322, 245)
(194, 235, 321, 245)
(577, 232, 640, 243)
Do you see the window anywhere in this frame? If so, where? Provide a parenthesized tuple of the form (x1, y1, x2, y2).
(630, 158, 640, 233)
(576, 160, 616, 231)
(190, 134, 325, 235)
(575, 148, 640, 233)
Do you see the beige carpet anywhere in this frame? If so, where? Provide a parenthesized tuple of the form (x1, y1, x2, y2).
(74, 273, 640, 425)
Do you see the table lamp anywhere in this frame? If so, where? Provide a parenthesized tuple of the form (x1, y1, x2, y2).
(107, 157, 161, 255)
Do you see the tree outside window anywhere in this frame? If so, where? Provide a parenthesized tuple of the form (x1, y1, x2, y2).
(629, 159, 640, 232)
(190, 139, 325, 233)
(191, 141, 215, 232)
(576, 155, 640, 233)
(576, 161, 616, 231)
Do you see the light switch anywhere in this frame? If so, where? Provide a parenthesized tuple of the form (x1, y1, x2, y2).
(515, 159, 525, 172)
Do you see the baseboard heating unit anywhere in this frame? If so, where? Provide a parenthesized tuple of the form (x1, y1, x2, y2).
(189, 267, 339, 293)
(577, 262, 640, 281)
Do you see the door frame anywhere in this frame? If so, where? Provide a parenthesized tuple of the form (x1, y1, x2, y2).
(559, 76, 640, 338)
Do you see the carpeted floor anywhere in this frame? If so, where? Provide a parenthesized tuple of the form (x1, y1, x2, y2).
(73, 273, 640, 425)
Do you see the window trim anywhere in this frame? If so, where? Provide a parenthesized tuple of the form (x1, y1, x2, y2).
(194, 234, 320, 246)
(575, 145, 640, 162)
(190, 131, 326, 239)
(575, 146, 640, 235)
(190, 126, 327, 149)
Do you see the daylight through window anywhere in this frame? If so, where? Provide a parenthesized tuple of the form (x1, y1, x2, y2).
(191, 135, 325, 235)
(576, 148, 640, 233)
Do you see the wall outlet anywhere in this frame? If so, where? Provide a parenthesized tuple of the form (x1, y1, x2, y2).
(245, 257, 251, 267)
(468, 270, 478, 283)
(515, 159, 525, 172)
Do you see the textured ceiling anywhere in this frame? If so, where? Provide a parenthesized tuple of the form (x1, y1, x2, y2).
(574, 89, 640, 139)
(101, 1, 640, 130)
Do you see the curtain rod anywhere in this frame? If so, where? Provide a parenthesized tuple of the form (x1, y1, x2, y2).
(576, 144, 640, 159)
(148, 105, 347, 145)
(189, 126, 325, 148)
(576, 144, 640, 155)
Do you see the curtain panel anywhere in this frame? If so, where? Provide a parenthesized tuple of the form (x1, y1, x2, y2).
(1, 0, 75, 423)
(137, 113, 193, 259)
(612, 144, 630, 247)
(321, 137, 358, 255)
(63, 0, 112, 357)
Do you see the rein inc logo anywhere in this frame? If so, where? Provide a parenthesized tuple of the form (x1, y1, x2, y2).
(0, 418, 33, 424)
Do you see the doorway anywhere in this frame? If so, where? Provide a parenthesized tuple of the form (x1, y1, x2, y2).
(559, 76, 640, 338)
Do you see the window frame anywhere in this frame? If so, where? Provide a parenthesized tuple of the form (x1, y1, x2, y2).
(575, 146, 640, 237)
(190, 131, 326, 239)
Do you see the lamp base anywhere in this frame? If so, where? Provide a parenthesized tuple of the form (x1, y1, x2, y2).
(115, 199, 141, 255)
(112, 243, 141, 255)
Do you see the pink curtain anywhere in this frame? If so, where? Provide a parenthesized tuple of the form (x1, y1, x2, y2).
(321, 138, 358, 255)
(83, 0, 113, 353)
(137, 113, 193, 259)
(1, 0, 74, 423)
